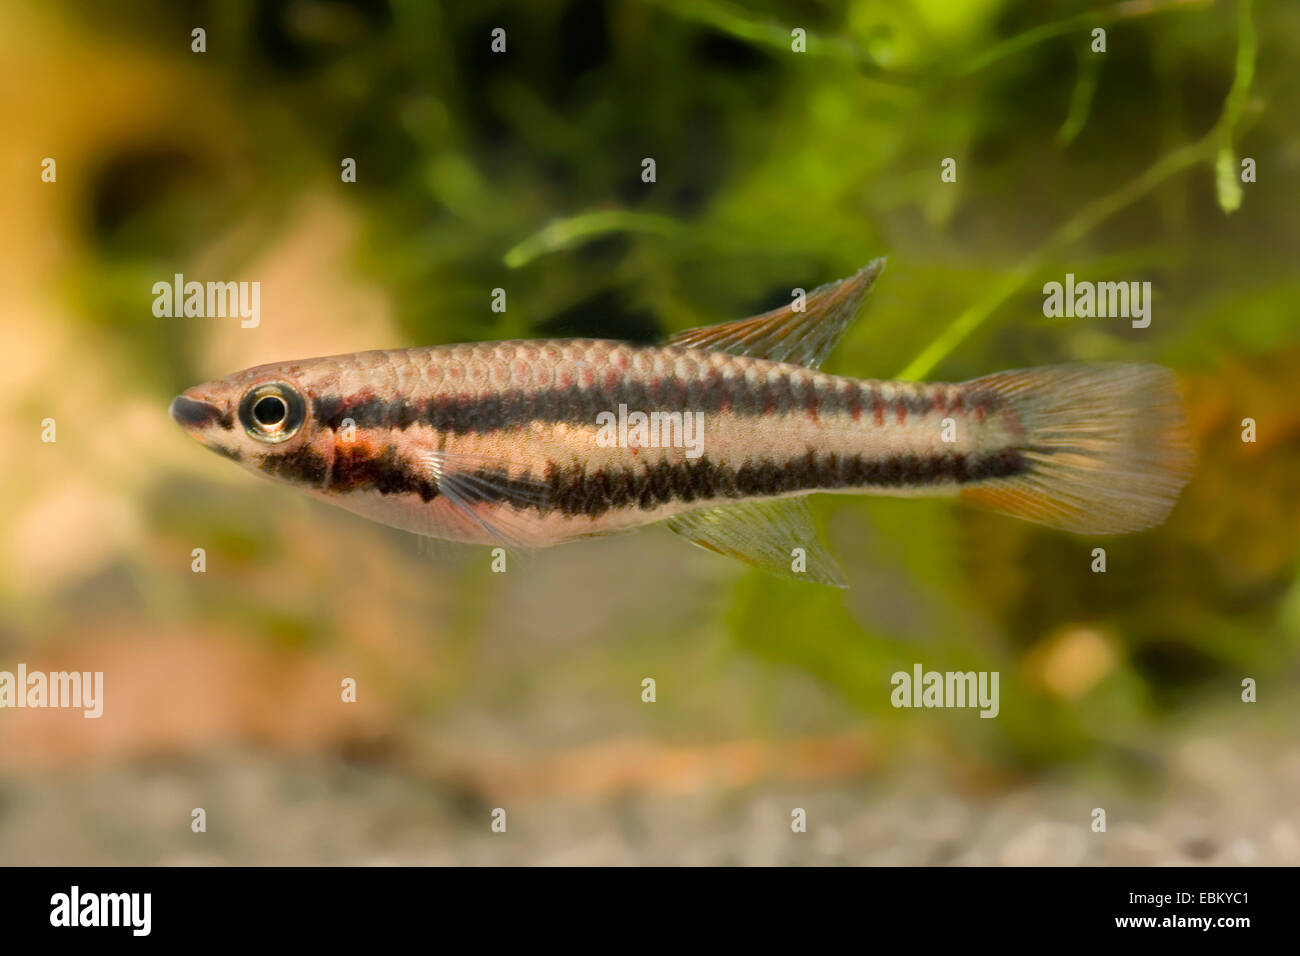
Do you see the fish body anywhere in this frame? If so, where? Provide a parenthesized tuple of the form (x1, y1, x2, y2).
(171, 261, 1192, 586)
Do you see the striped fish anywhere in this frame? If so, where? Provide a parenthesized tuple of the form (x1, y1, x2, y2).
(169, 260, 1192, 586)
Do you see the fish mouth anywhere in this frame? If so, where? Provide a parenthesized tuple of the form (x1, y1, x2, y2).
(169, 393, 223, 429)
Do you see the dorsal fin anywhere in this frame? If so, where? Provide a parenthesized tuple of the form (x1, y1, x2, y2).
(666, 258, 885, 369)
(664, 497, 846, 588)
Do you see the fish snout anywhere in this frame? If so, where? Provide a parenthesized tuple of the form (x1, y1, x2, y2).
(169, 392, 223, 430)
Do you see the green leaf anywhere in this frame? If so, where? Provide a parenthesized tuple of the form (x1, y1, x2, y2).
(1215, 144, 1243, 214)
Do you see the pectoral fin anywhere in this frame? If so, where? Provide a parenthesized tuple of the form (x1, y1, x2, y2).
(410, 448, 551, 548)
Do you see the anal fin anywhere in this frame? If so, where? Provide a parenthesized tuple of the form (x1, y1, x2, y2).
(664, 497, 846, 588)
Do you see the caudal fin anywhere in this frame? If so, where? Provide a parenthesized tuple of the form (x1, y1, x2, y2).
(961, 364, 1193, 534)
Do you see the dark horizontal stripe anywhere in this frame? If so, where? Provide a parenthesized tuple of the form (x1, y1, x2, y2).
(261, 443, 441, 500)
(311, 379, 1001, 436)
(260, 442, 544, 506)
(258, 444, 1027, 519)
(543, 448, 1025, 518)
(262, 445, 333, 489)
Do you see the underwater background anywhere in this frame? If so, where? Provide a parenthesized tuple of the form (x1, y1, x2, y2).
(1, 0, 1297, 864)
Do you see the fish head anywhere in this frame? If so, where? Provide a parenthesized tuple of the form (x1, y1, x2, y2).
(170, 359, 327, 481)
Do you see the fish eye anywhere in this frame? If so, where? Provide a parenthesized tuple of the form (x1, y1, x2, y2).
(239, 382, 305, 443)
(253, 395, 286, 427)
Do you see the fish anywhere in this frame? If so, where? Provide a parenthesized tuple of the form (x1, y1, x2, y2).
(169, 259, 1193, 587)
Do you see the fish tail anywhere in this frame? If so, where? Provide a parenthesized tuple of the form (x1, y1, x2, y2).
(959, 364, 1193, 534)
